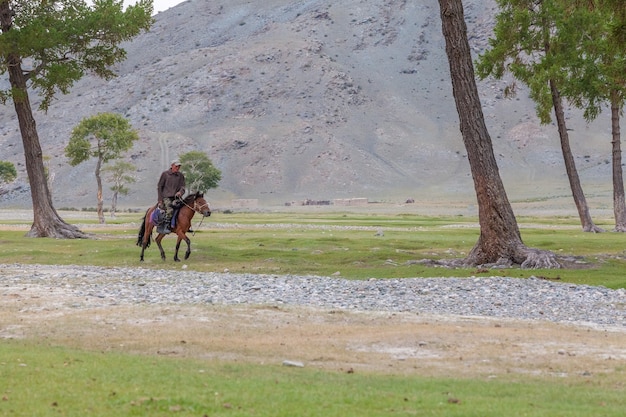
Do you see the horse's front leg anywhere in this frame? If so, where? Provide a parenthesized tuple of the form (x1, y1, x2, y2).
(184, 235, 192, 260)
(174, 234, 191, 261)
(174, 236, 182, 262)
(155, 234, 166, 260)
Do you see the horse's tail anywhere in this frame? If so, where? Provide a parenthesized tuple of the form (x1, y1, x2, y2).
(137, 210, 151, 248)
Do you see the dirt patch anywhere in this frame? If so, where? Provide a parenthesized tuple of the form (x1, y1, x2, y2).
(2, 285, 625, 379)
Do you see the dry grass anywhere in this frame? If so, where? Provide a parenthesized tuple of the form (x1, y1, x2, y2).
(3, 284, 625, 379)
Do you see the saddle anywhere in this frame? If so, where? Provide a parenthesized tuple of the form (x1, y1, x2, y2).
(151, 204, 182, 234)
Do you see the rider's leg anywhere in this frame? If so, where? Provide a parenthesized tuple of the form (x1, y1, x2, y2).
(162, 197, 174, 232)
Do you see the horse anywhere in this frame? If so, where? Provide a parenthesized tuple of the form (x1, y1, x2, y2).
(137, 191, 211, 262)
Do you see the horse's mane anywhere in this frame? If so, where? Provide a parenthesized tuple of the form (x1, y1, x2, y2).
(183, 192, 203, 204)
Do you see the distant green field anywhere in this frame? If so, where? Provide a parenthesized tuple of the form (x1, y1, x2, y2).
(1, 210, 624, 288)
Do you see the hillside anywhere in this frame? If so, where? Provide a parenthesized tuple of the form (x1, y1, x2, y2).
(0, 0, 618, 212)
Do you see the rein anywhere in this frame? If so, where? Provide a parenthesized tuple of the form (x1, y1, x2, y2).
(176, 196, 209, 236)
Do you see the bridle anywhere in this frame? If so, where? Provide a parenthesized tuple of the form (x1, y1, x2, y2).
(176, 195, 210, 214)
(176, 195, 211, 235)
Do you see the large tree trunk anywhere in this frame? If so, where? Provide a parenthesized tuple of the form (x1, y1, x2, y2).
(549, 80, 603, 233)
(438, 0, 559, 268)
(610, 90, 626, 231)
(0, 3, 86, 238)
(9, 68, 88, 238)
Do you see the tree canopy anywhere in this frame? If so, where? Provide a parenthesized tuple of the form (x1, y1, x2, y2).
(0, 0, 154, 111)
(179, 151, 222, 194)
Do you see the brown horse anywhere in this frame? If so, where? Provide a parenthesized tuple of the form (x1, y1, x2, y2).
(137, 192, 211, 262)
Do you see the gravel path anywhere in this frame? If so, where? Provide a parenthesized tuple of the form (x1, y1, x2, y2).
(2, 263, 625, 329)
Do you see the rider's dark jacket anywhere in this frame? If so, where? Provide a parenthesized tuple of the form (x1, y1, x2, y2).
(157, 169, 186, 202)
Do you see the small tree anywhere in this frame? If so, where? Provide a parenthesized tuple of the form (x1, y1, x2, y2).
(65, 113, 139, 224)
(0, 161, 17, 185)
(102, 160, 136, 217)
(179, 151, 222, 193)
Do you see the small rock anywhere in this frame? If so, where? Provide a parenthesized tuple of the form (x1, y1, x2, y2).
(282, 360, 304, 368)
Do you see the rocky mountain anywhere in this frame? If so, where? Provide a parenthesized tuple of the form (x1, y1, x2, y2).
(0, 0, 618, 211)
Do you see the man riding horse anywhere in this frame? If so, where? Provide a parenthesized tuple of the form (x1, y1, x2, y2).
(157, 159, 186, 234)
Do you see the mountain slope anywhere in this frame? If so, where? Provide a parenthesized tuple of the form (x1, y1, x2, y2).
(0, 0, 616, 210)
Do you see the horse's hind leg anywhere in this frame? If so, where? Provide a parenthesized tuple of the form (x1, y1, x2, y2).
(140, 232, 149, 261)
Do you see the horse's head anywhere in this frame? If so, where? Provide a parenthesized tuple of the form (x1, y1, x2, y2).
(192, 192, 211, 217)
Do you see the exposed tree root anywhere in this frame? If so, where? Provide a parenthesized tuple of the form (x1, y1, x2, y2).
(518, 247, 561, 269)
(583, 224, 605, 233)
(428, 245, 562, 270)
(26, 219, 89, 239)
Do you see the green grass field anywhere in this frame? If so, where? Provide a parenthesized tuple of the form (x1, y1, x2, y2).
(2, 340, 625, 417)
(1, 210, 625, 416)
(1, 210, 625, 288)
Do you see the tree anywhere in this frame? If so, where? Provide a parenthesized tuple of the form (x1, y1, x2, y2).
(65, 113, 139, 224)
(0, 160, 16, 184)
(179, 151, 222, 194)
(102, 160, 136, 218)
(0, 0, 152, 237)
(437, 0, 559, 268)
(476, 0, 603, 232)
(561, 3, 626, 231)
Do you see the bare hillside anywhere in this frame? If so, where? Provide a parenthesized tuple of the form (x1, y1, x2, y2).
(0, 0, 616, 211)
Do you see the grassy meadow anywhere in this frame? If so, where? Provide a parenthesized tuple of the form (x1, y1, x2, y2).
(2, 339, 625, 417)
(1, 209, 626, 416)
(1, 209, 625, 288)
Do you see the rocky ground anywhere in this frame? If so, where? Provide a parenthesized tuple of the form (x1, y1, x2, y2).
(1, 216, 625, 379)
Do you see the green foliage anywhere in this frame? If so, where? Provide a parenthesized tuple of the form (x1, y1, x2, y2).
(560, 2, 626, 121)
(478, 0, 626, 123)
(1, 340, 625, 417)
(0, 161, 17, 184)
(102, 160, 136, 195)
(0, 0, 154, 111)
(65, 113, 139, 166)
(179, 151, 222, 193)
(476, 0, 577, 123)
